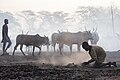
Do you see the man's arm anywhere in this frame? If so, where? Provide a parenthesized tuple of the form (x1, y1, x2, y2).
(82, 58, 95, 65)
(82, 48, 97, 65)
(87, 58, 95, 63)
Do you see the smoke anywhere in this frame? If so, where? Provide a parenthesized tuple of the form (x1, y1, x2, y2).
(37, 52, 90, 66)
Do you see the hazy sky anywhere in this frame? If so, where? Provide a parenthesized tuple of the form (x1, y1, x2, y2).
(0, 0, 120, 12)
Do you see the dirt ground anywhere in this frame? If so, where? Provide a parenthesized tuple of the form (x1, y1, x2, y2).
(0, 51, 120, 80)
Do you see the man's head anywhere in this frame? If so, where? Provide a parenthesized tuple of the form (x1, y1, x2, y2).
(4, 19, 8, 24)
(82, 41, 90, 51)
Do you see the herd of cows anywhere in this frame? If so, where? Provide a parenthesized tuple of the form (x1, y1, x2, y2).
(12, 28, 99, 56)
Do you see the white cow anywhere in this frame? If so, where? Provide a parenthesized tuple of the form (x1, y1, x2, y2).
(52, 31, 93, 55)
(90, 28, 99, 44)
(51, 33, 59, 52)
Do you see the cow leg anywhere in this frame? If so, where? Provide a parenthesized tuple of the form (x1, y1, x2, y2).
(33, 46, 41, 55)
(47, 45, 49, 52)
(77, 44, 81, 52)
(70, 45, 72, 53)
(32, 46, 35, 56)
(13, 44, 19, 55)
(20, 45, 26, 56)
(59, 44, 63, 55)
(53, 44, 56, 52)
(36, 46, 41, 55)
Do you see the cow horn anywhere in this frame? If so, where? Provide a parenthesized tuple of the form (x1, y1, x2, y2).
(93, 28, 94, 32)
(44, 35, 46, 37)
(58, 30, 61, 33)
(22, 30, 23, 34)
(95, 27, 97, 32)
(85, 26, 87, 31)
(26, 31, 29, 35)
(89, 30, 91, 33)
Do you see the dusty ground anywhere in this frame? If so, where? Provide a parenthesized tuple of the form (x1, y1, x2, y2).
(0, 51, 120, 80)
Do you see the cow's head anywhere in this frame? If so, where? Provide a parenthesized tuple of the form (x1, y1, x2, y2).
(90, 28, 99, 44)
(84, 31, 93, 41)
(44, 35, 50, 46)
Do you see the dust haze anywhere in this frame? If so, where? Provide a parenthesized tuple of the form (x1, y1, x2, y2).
(33, 52, 90, 66)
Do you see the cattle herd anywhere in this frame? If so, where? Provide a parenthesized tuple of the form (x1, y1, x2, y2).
(12, 28, 99, 56)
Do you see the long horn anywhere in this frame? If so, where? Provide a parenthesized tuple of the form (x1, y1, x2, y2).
(44, 35, 46, 37)
(26, 31, 29, 35)
(22, 30, 23, 34)
(85, 26, 87, 31)
(93, 28, 94, 32)
(58, 30, 60, 33)
(95, 27, 97, 32)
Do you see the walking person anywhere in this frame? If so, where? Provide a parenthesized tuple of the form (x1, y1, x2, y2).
(1, 19, 12, 55)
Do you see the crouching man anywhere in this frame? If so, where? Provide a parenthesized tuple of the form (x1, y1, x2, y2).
(82, 41, 117, 68)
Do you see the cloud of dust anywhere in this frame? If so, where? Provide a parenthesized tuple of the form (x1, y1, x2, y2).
(37, 51, 91, 66)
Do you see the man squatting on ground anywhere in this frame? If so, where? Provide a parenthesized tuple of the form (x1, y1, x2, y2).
(82, 41, 117, 68)
(1, 19, 12, 55)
